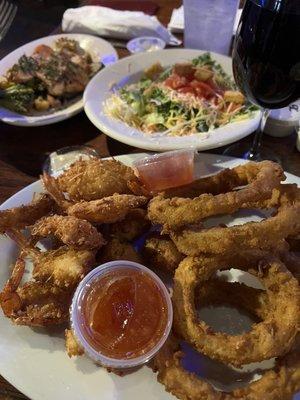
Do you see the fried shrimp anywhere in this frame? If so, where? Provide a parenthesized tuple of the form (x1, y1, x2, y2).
(8, 229, 96, 288)
(31, 247, 96, 288)
(0, 193, 55, 234)
(0, 257, 71, 326)
(68, 194, 148, 224)
(42, 172, 148, 224)
(56, 158, 136, 201)
(31, 215, 106, 249)
(148, 161, 284, 230)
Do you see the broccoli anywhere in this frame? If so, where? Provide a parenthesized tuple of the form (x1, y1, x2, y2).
(0, 84, 35, 113)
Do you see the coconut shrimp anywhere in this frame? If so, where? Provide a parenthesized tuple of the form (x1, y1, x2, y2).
(0, 256, 71, 326)
(56, 158, 137, 201)
(8, 230, 96, 289)
(30, 215, 106, 250)
(42, 172, 148, 224)
(0, 193, 55, 234)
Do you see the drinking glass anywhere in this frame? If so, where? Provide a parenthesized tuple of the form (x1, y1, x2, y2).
(224, 0, 300, 161)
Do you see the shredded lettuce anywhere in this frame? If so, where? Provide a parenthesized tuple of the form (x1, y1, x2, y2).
(105, 53, 258, 137)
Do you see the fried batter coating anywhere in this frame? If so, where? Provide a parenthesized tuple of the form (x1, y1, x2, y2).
(42, 172, 148, 224)
(31, 215, 106, 250)
(108, 209, 150, 241)
(143, 235, 184, 272)
(173, 252, 300, 367)
(100, 238, 142, 264)
(0, 193, 55, 234)
(31, 247, 96, 288)
(67, 195, 148, 224)
(65, 329, 84, 357)
(0, 257, 71, 326)
(170, 202, 300, 256)
(153, 335, 300, 400)
(8, 229, 96, 288)
(148, 161, 284, 230)
(154, 274, 300, 400)
(57, 158, 136, 201)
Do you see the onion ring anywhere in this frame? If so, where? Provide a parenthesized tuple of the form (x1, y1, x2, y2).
(172, 252, 300, 367)
(170, 201, 300, 256)
(153, 334, 300, 400)
(148, 161, 285, 230)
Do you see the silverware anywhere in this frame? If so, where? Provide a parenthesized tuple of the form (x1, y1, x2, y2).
(0, 0, 17, 43)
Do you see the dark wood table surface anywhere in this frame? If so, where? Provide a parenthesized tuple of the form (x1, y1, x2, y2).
(0, 1, 299, 399)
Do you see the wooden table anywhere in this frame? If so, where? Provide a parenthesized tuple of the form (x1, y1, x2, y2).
(0, 1, 299, 399)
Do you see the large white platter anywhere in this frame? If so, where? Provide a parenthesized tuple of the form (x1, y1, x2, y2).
(0, 33, 118, 126)
(84, 49, 261, 151)
(0, 153, 299, 400)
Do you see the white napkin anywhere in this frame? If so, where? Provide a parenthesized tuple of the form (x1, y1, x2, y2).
(168, 5, 242, 35)
(168, 6, 184, 33)
(62, 6, 181, 45)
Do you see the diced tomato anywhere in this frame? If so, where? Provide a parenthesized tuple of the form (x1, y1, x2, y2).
(178, 86, 195, 95)
(164, 74, 188, 89)
(190, 80, 215, 98)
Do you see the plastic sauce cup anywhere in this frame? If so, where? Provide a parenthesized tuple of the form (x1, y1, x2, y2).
(70, 261, 173, 369)
(133, 149, 196, 192)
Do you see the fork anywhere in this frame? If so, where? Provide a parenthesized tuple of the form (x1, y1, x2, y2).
(0, 0, 17, 43)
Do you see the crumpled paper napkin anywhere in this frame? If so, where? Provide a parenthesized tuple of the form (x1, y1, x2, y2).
(62, 6, 181, 45)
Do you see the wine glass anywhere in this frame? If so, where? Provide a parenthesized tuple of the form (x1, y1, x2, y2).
(224, 0, 300, 161)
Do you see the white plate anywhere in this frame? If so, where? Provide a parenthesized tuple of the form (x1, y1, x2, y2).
(0, 34, 118, 126)
(0, 153, 299, 400)
(84, 49, 261, 151)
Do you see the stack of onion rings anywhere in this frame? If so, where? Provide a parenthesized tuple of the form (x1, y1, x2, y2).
(172, 252, 300, 367)
(153, 267, 300, 399)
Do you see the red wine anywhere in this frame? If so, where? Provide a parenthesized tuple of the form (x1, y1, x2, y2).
(233, 0, 300, 109)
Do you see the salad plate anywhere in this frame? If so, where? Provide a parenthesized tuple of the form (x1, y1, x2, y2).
(0, 34, 118, 127)
(0, 152, 299, 400)
(84, 49, 261, 151)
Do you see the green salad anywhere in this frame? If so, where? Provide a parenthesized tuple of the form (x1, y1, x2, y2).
(105, 53, 257, 137)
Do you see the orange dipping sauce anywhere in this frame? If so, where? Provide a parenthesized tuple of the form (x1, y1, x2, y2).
(79, 267, 169, 360)
(134, 150, 195, 193)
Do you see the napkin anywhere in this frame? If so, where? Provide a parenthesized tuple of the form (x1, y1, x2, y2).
(62, 6, 181, 45)
(168, 5, 242, 35)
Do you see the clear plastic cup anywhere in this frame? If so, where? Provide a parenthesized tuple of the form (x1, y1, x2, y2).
(70, 261, 173, 369)
(42, 145, 99, 176)
(133, 149, 196, 192)
(127, 36, 166, 54)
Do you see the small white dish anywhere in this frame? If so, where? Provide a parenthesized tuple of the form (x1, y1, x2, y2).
(84, 49, 261, 152)
(264, 100, 300, 137)
(0, 33, 118, 127)
(127, 36, 166, 53)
